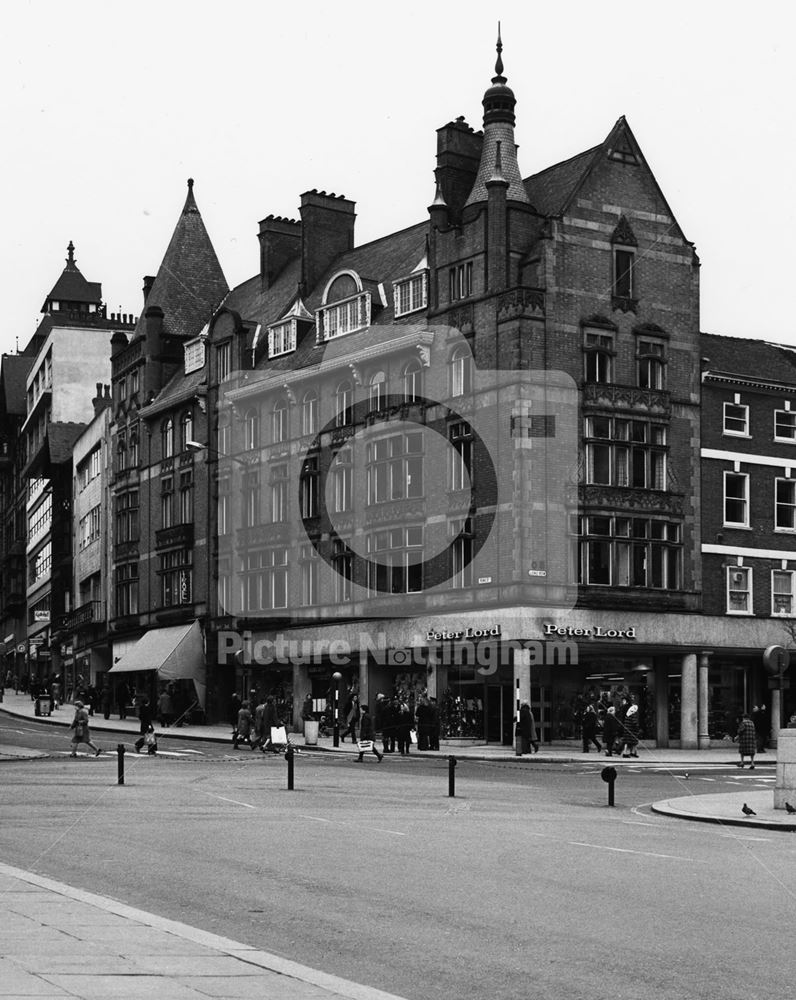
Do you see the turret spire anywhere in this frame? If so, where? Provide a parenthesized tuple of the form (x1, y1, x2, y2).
(494, 22, 505, 82)
(65, 241, 77, 270)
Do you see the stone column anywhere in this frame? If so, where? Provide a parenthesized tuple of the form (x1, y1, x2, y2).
(513, 647, 531, 707)
(358, 653, 369, 712)
(291, 660, 310, 732)
(655, 658, 669, 748)
(774, 727, 796, 809)
(770, 688, 781, 750)
(698, 652, 711, 749)
(680, 653, 698, 749)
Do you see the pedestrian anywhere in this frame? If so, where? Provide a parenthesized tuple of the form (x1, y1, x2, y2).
(234, 701, 253, 749)
(518, 701, 539, 754)
(260, 695, 281, 753)
(381, 696, 396, 754)
(157, 687, 174, 728)
(340, 690, 359, 743)
(621, 703, 640, 757)
(229, 691, 242, 729)
(116, 679, 130, 720)
(300, 693, 314, 726)
(788, 711, 796, 729)
(86, 684, 97, 716)
(415, 696, 432, 751)
(69, 701, 101, 757)
(100, 682, 112, 720)
(429, 697, 441, 750)
(356, 705, 383, 762)
(603, 706, 620, 756)
(581, 703, 602, 753)
(396, 700, 413, 755)
(51, 674, 62, 710)
(134, 696, 154, 752)
(734, 711, 757, 769)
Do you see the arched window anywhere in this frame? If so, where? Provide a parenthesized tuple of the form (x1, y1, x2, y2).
(161, 418, 174, 459)
(302, 389, 318, 436)
(180, 410, 193, 452)
(272, 397, 288, 443)
(402, 359, 423, 402)
(369, 371, 386, 410)
(584, 331, 614, 384)
(335, 380, 352, 427)
(450, 346, 473, 397)
(116, 436, 127, 471)
(243, 408, 259, 451)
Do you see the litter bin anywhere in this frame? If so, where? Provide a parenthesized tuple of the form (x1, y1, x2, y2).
(36, 695, 52, 717)
(304, 720, 319, 745)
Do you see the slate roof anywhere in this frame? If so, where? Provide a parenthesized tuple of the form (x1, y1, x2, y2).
(48, 422, 88, 464)
(140, 365, 207, 420)
(42, 247, 102, 310)
(0, 354, 34, 416)
(133, 180, 229, 342)
(701, 333, 796, 386)
(524, 145, 601, 216)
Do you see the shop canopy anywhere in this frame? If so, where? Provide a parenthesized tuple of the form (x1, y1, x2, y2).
(108, 621, 205, 708)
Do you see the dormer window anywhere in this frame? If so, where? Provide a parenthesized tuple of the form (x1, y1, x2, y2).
(318, 270, 371, 342)
(268, 319, 297, 358)
(394, 271, 428, 317)
(319, 293, 371, 341)
(184, 337, 206, 374)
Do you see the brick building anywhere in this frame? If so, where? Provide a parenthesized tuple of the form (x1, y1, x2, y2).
(194, 38, 754, 746)
(106, 180, 228, 717)
(700, 333, 796, 735)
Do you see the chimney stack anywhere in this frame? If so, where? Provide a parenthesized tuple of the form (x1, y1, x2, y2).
(435, 118, 483, 225)
(299, 191, 356, 295)
(258, 216, 302, 291)
(142, 276, 156, 303)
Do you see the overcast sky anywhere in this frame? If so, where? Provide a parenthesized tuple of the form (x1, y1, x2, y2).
(2, 0, 794, 359)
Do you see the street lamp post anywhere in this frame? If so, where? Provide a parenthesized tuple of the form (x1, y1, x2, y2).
(332, 671, 342, 747)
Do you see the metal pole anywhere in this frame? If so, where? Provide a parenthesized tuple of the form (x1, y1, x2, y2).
(117, 743, 125, 785)
(333, 689, 339, 747)
(515, 677, 521, 755)
(448, 755, 457, 797)
(286, 745, 294, 790)
(608, 776, 615, 807)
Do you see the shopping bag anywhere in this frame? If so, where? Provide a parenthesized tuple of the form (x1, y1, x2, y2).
(270, 726, 288, 745)
(410, 729, 418, 744)
(357, 740, 374, 752)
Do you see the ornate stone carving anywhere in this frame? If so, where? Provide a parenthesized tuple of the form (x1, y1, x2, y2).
(582, 383, 671, 416)
(611, 215, 638, 247)
(569, 483, 685, 516)
(497, 287, 546, 319)
(611, 294, 638, 313)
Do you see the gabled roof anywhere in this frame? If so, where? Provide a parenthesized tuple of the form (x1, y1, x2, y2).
(0, 354, 34, 416)
(701, 333, 796, 387)
(41, 243, 102, 311)
(140, 365, 207, 420)
(524, 145, 600, 216)
(134, 180, 229, 341)
(523, 117, 690, 243)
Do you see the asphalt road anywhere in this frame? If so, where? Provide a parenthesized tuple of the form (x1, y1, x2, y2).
(1, 717, 795, 1000)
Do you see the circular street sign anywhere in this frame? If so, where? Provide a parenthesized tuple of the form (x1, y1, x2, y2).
(763, 645, 791, 675)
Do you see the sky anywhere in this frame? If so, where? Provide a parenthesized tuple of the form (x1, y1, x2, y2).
(1, 0, 794, 358)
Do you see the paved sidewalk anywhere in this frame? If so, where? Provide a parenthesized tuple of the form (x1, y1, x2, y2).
(0, 862, 407, 1000)
(652, 789, 796, 831)
(0, 690, 770, 766)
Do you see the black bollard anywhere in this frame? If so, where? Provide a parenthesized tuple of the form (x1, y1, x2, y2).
(117, 743, 125, 785)
(448, 755, 457, 797)
(285, 745, 294, 791)
(601, 765, 617, 806)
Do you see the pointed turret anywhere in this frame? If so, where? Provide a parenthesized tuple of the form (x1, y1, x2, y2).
(136, 178, 228, 343)
(465, 27, 530, 207)
(41, 241, 103, 314)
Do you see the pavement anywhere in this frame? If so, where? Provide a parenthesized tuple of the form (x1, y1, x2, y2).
(2, 689, 795, 999)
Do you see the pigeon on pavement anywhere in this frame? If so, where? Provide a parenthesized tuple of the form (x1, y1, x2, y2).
(742, 803, 757, 816)
(785, 802, 796, 815)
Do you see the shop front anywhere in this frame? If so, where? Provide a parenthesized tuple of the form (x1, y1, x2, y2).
(236, 608, 790, 749)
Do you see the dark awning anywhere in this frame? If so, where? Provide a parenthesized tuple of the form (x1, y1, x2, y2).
(108, 621, 205, 707)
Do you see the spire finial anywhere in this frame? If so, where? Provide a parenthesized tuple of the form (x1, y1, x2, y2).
(187, 178, 194, 190)
(66, 240, 75, 266)
(493, 22, 505, 83)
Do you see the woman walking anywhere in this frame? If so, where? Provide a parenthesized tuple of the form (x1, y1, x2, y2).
(518, 702, 539, 754)
(735, 711, 757, 769)
(621, 703, 640, 757)
(69, 701, 101, 757)
(581, 703, 602, 753)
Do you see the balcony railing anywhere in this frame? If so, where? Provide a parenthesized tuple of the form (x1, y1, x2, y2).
(58, 600, 104, 632)
(155, 523, 194, 550)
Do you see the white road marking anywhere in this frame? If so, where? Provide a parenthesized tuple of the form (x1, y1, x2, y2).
(567, 841, 702, 862)
(297, 814, 405, 837)
(204, 793, 256, 809)
(622, 820, 659, 827)
(718, 833, 770, 842)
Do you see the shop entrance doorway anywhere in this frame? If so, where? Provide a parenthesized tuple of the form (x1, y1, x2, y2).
(486, 685, 515, 745)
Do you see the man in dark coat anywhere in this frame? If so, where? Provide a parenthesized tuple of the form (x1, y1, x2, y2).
(429, 697, 440, 750)
(356, 705, 383, 762)
(381, 698, 396, 754)
(603, 706, 620, 756)
(415, 697, 433, 751)
(260, 695, 281, 753)
(518, 702, 539, 754)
